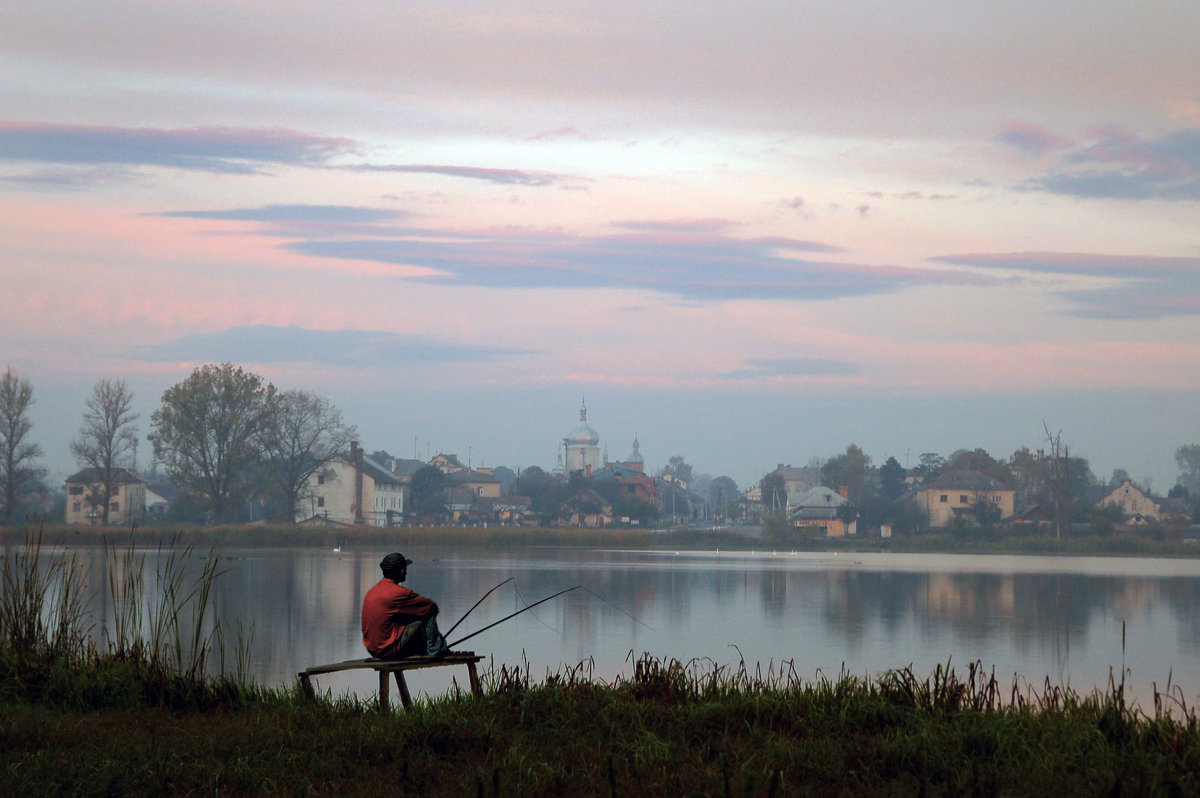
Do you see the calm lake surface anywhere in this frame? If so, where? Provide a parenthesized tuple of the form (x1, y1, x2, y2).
(35, 544, 1200, 710)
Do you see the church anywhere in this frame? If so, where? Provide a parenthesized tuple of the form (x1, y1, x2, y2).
(561, 400, 603, 475)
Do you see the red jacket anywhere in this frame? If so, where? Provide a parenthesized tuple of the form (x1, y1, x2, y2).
(361, 579, 438, 658)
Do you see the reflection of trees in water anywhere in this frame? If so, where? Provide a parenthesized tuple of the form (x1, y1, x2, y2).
(808, 569, 1170, 667)
(1158, 578, 1200, 654)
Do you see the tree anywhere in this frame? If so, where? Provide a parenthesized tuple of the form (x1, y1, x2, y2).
(913, 452, 945, 482)
(256, 389, 355, 523)
(947, 448, 1014, 485)
(661, 455, 694, 486)
(821, 443, 872, 503)
(760, 471, 787, 513)
(1176, 445, 1200, 495)
(149, 363, 275, 524)
(707, 475, 739, 521)
(70, 377, 139, 525)
(409, 465, 447, 517)
(879, 456, 906, 501)
(0, 367, 45, 524)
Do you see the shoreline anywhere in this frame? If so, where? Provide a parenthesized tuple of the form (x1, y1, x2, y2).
(3, 522, 1198, 558)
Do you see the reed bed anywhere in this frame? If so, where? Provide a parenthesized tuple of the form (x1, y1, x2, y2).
(4, 531, 1200, 795)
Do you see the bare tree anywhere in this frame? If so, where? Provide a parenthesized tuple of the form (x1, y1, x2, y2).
(70, 377, 140, 524)
(0, 367, 46, 524)
(1044, 421, 1068, 539)
(257, 389, 356, 522)
(149, 363, 275, 524)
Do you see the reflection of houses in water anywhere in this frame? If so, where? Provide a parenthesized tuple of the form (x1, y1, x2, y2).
(923, 573, 1016, 618)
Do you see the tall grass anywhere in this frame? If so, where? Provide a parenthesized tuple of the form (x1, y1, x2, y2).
(0, 529, 90, 660)
(0, 529, 254, 709)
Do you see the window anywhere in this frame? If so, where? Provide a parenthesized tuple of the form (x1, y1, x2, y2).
(317, 474, 325, 485)
(72, 502, 81, 512)
(960, 495, 969, 504)
(939, 494, 948, 503)
(111, 502, 119, 512)
(317, 497, 325, 508)
(69, 485, 84, 495)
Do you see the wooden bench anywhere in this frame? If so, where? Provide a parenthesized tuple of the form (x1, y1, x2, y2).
(298, 651, 484, 710)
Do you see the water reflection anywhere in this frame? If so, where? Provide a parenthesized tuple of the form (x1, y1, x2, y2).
(22, 544, 1200, 709)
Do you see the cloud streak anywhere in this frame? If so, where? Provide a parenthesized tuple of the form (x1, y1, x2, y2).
(720, 357, 861, 380)
(129, 325, 531, 366)
(1018, 125, 1200, 201)
(270, 220, 988, 303)
(348, 163, 579, 188)
(0, 122, 356, 173)
(932, 252, 1200, 319)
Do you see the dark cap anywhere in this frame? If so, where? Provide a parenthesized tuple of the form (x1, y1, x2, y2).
(380, 552, 413, 576)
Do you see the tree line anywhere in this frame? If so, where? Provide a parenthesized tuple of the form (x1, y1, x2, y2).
(1, 363, 354, 525)
(3, 361, 1200, 527)
(761, 439, 1200, 538)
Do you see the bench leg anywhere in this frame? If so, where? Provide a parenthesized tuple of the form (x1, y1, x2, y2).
(395, 670, 413, 709)
(378, 669, 389, 710)
(467, 661, 482, 698)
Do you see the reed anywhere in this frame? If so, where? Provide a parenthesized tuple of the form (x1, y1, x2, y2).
(1, 529, 252, 710)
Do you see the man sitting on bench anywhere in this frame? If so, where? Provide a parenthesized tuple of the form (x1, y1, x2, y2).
(362, 552, 451, 659)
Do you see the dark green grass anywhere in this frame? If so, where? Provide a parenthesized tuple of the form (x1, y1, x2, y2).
(4, 655, 1200, 796)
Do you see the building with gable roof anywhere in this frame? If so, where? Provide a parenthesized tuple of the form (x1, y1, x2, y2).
(64, 467, 146, 525)
(919, 469, 1015, 528)
(1099, 478, 1162, 522)
(297, 442, 406, 526)
(446, 467, 501, 499)
(790, 485, 853, 536)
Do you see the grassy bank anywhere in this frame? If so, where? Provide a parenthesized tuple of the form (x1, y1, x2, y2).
(5, 521, 1199, 559)
(5, 654, 1200, 796)
(4, 531, 1200, 795)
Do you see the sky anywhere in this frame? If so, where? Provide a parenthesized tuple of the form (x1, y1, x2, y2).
(2, 1, 1199, 493)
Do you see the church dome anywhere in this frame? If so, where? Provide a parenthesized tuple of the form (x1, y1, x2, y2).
(566, 401, 599, 445)
(626, 435, 643, 463)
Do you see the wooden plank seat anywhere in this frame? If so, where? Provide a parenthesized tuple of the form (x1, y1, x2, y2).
(298, 651, 484, 710)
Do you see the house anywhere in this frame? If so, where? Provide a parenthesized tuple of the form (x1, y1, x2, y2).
(64, 468, 146, 526)
(789, 486, 853, 537)
(429, 453, 467, 475)
(561, 488, 612, 527)
(467, 495, 536, 526)
(1009, 504, 1053, 526)
(919, 469, 1015, 528)
(298, 443, 407, 526)
(446, 467, 501, 499)
(1099, 479, 1161, 521)
(766, 464, 820, 509)
(591, 461, 658, 505)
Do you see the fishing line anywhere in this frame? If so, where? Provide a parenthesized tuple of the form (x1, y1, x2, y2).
(582, 587, 658, 635)
(512, 582, 561, 634)
(448, 585, 581, 649)
(444, 577, 513, 638)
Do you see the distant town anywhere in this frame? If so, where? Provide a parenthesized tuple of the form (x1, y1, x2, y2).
(3, 364, 1200, 538)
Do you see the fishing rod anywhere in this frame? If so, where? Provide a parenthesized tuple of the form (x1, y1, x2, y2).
(444, 577, 513, 639)
(448, 585, 581, 649)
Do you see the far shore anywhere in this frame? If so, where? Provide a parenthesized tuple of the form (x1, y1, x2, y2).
(3, 522, 1198, 558)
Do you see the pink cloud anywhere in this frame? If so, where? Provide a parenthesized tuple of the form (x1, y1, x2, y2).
(997, 121, 1072, 155)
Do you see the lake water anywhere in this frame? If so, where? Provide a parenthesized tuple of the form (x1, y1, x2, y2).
(28, 543, 1200, 711)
